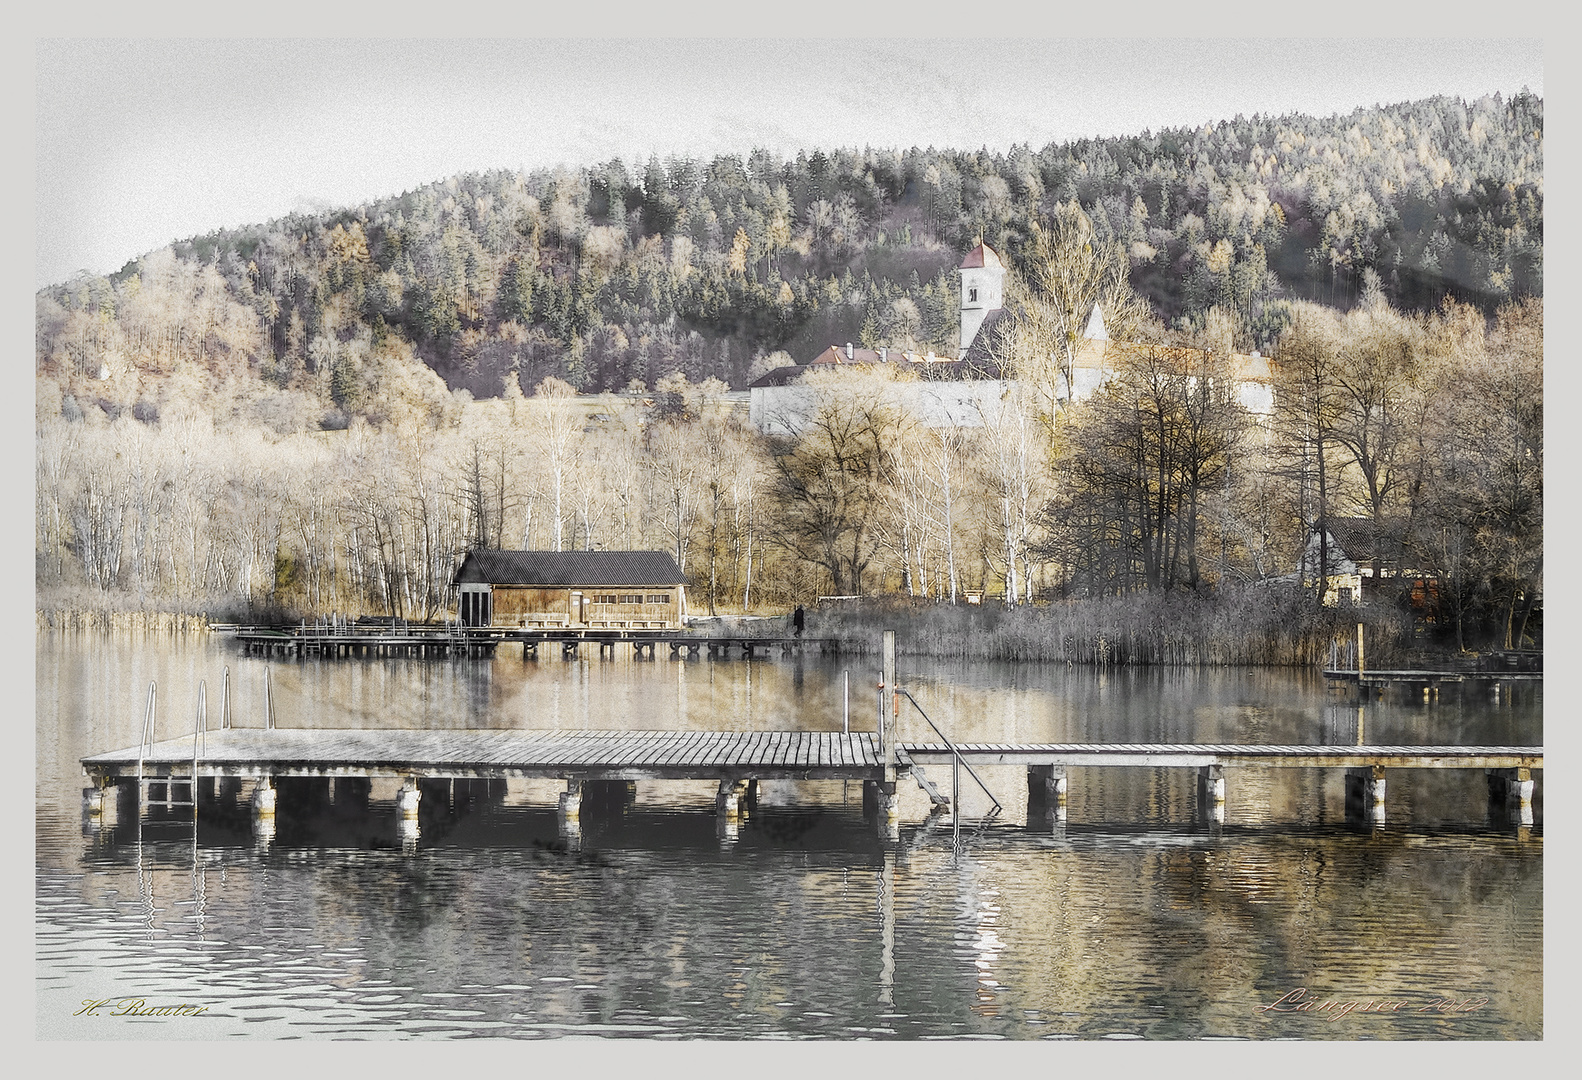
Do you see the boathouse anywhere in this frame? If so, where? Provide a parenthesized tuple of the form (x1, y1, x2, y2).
(1298, 517, 1437, 609)
(452, 550, 688, 629)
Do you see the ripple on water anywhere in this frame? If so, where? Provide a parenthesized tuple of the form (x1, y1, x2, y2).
(37, 634, 1543, 1040)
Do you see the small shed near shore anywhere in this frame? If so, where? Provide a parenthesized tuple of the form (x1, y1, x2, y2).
(452, 550, 688, 629)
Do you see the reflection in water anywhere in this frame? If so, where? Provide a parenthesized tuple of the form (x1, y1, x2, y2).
(36, 631, 1541, 1040)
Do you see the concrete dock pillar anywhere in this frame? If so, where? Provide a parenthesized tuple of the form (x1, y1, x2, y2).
(1346, 766, 1386, 823)
(559, 779, 583, 822)
(558, 800, 582, 848)
(396, 776, 421, 819)
(82, 785, 108, 818)
(715, 779, 747, 818)
(397, 816, 420, 855)
(251, 777, 277, 817)
(1198, 765, 1226, 823)
(1488, 768, 1535, 826)
(116, 780, 139, 822)
(1027, 765, 1067, 806)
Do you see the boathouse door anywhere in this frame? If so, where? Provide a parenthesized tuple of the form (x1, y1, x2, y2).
(460, 585, 492, 627)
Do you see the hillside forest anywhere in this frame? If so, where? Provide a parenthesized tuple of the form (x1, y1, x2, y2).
(35, 93, 1542, 654)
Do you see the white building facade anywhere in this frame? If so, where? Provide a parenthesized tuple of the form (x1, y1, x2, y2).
(748, 242, 1275, 434)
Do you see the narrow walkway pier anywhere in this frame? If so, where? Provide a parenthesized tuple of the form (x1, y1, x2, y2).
(81, 730, 1543, 838)
(228, 624, 825, 660)
(1323, 667, 1542, 703)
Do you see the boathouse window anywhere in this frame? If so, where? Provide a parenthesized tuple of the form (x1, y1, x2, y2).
(647, 594, 669, 604)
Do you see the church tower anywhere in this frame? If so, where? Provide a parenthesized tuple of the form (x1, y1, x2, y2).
(958, 242, 1005, 359)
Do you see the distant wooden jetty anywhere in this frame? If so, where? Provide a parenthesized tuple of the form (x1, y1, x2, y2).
(1323, 667, 1542, 702)
(226, 622, 826, 660)
(1324, 627, 1540, 701)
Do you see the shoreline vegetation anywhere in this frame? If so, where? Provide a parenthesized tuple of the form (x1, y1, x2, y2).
(37, 587, 1417, 668)
(798, 591, 1412, 667)
(35, 94, 1540, 657)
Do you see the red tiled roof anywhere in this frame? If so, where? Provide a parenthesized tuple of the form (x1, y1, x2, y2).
(959, 243, 1002, 269)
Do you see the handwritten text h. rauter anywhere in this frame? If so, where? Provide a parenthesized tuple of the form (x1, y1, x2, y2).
(1255, 987, 1488, 1021)
(75, 998, 210, 1018)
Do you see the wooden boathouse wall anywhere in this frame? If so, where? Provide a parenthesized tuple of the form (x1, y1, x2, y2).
(454, 549, 688, 630)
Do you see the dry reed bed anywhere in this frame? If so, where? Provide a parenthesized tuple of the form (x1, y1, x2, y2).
(809, 589, 1409, 667)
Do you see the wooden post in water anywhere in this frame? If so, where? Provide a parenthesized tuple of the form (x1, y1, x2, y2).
(952, 752, 961, 849)
(878, 631, 899, 836)
(1355, 622, 1366, 701)
(879, 632, 894, 760)
(843, 670, 849, 735)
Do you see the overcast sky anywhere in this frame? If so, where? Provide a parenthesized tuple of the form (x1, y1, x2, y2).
(34, 38, 1542, 289)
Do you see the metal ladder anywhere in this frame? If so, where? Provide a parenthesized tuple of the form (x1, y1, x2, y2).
(136, 679, 208, 811)
(892, 687, 1001, 847)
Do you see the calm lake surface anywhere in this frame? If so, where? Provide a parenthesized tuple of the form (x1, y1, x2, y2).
(36, 630, 1542, 1040)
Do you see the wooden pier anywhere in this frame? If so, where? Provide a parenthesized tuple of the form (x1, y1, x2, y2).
(85, 728, 886, 782)
(81, 729, 1543, 834)
(228, 624, 825, 660)
(1323, 667, 1542, 702)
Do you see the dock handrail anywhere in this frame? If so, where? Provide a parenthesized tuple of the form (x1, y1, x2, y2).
(137, 681, 157, 785)
(893, 687, 1001, 817)
(192, 681, 206, 794)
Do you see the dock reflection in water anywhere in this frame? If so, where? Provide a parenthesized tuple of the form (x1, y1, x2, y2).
(38, 631, 1541, 1039)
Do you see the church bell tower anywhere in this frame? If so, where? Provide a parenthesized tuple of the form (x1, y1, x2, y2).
(958, 241, 1005, 358)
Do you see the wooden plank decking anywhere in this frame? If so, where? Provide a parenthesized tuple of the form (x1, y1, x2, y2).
(229, 625, 827, 659)
(81, 730, 1542, 784)
(901, 743, 1542, 770)
(82, 728, 884, 782)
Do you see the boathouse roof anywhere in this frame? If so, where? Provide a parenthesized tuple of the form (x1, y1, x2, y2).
(453, 550, 687, 587)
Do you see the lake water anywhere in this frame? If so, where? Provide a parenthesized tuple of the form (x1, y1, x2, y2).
(36, 630, 1542, 1040)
